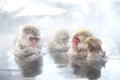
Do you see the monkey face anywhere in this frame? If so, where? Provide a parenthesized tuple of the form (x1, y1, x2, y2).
(72, 36, 80, 48)
(20, 25, 40, 48)
(71, 28, 93, 50)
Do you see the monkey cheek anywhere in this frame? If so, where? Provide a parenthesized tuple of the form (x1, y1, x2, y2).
(72, 41, 78, 48)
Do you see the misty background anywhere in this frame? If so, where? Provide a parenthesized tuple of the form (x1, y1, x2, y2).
(0, 0, 120, 80)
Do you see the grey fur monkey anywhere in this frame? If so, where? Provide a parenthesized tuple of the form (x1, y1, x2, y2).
(13, 24, 43, 77)
(48, 28, 70, 52)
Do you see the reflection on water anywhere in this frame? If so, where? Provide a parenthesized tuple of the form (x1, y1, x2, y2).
(0, 34, 120, 80)
(49, 51, 69, 68)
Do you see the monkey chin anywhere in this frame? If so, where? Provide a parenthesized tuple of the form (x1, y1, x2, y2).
(15, 48, 43, 77)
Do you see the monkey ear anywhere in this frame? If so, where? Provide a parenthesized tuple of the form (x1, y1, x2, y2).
(98, 39, 102, 45)
(102, 51, 106, 57)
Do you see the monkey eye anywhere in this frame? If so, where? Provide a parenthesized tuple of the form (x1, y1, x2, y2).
(75, 37, 79, 40)
(73, 37, 80, 42)
(77, 38, 80, 42)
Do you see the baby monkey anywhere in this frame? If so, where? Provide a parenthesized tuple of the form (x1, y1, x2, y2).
(86, 36, 107, 80)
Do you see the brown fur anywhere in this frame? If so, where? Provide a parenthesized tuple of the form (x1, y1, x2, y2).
(86, 36, 102, 53)
(73, 28, 93, 38)
(67, 28, 93, 75)
(86, 37, 107, 80)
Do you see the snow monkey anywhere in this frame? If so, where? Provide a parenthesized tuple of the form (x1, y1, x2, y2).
(85, 36, 107, 80)
(48, 28, 70, 67)
(13, 24, 43, 77)
(67, 28, 93, 75)
(48, 28, 70, 52)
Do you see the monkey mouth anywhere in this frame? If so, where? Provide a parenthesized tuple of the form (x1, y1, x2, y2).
(29, 37, 38, 48)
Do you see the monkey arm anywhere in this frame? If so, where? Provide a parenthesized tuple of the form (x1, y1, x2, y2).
(14, 47, 34, 58)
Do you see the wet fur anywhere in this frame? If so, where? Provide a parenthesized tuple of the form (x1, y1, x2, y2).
(13, 24, 43, 77)
(15, 47, 43, 77)
(48, 28, 69, 52)
(14, 24, 41, 51)
(67, 28, 93, 75)
(48, 29, 70, 67)
(86, 36, 107, 79)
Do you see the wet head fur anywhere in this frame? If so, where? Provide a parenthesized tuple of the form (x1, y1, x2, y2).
(19, 24, 40, 41)
(86, 36, 107, 71)
(54, 28, 69, 43)
(85, 36, 102, 53)
(73, 28, 93, 38)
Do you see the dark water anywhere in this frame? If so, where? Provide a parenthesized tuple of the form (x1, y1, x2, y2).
(0, 0, 120, 80)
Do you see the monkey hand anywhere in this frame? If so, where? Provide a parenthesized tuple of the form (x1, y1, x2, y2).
(14, 47, 35, 59)
(33, 48, 41, 55)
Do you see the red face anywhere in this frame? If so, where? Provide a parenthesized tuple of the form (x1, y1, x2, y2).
(72, 37, 80, 47)
(29, 37, 38, 48)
